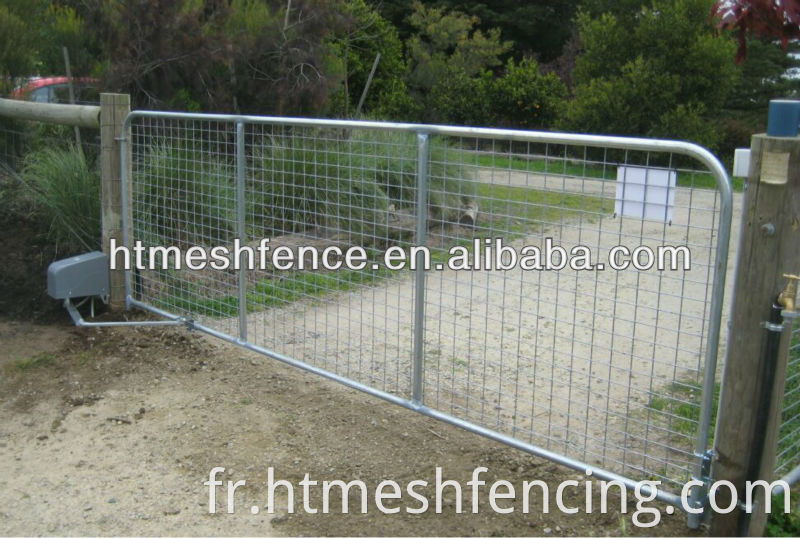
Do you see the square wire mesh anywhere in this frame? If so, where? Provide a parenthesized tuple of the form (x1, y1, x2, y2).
(776, 323, 800, 479)
(128, 115, 732, 496)
(421, 138, 726, 492)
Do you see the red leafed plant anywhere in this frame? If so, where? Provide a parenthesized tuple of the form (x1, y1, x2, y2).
(712, 0, 800, 61)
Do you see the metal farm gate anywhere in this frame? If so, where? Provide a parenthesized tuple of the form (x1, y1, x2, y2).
(120, 111, 732, 523)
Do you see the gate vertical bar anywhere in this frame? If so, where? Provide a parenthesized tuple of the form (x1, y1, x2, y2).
(411, 132, 430, 404)
(236, 120, 248, 341)
(119, 114, 131, 307)
(687, 150, 733, 529)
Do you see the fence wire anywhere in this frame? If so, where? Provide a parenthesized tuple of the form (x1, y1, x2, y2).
(125, 113, 732, 505)
(776, 322, 800, 481)
(0, 118, 101, 174)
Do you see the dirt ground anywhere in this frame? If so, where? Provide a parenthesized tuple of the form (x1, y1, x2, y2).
(0, 217, 702, 536)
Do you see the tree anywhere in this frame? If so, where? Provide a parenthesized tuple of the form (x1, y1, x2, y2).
(712, 0, 800, 62)
(376, 0, 578, 62)
(488, 58, 567, 130)
(726, 38, 800, 112)
(564, 0, 739, 149)
(0, 0, 96, 90)
(85, 0, 346, 115)
(404, 1, 510, 121)
(0, 5, 35, 87)
(325, 0, 410, 118)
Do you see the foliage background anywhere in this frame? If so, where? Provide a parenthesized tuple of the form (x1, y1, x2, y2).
(1, 0, 799, 160)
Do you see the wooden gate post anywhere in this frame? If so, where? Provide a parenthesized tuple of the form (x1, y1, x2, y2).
(711, 102, 800, 536)
(99, 93, 131, 309)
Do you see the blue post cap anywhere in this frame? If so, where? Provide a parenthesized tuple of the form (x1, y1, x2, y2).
(767, 99, 800, 137)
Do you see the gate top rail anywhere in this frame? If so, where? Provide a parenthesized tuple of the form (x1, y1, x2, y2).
(123, 109, 733, 201)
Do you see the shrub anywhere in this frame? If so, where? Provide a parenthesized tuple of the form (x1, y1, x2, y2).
(19, 145, 100, 254)
(247, 130, 472, 244)
(134, 142, 237, 247)
(488, 58, 568, 130)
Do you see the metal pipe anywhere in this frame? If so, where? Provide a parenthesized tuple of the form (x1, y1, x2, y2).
(64, 298, 182, 327)
(134, 304, 689, 509)
(774, 464, 800, 496)
(738, 301, 785, 535)
(411, 132, 430, 404)
(120, 127, 132, 309)
(236, 120, 248, 342)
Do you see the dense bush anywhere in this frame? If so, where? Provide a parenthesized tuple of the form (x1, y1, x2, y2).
(134, 130, 472, 248)
(134, 143, 238, 247)
(563, 0, 739, 149)
(488, 58, 567, 130)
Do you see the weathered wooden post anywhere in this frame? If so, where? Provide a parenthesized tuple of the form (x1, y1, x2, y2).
(99, 93, 131, 309)
(711, 100, 800, 536)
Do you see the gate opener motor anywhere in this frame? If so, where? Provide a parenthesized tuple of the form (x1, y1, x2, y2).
(47, 251, 183, 328)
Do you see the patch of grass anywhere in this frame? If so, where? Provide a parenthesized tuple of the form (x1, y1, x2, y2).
(647, 330, 798, 449)
(15, 352, 56, 370)
(134, 142, 238, 248)
(18, 145, 100, 253)
(156, 291, 239, 318)
(247, 130, 471, 241)
(647, 380, 719, 439)
(474, 182, 613, 230)
(156, 266, 393, 318)
(766, 493, 800, 537)
(461, 151, 744, 192)
(469, 151, 610, 180)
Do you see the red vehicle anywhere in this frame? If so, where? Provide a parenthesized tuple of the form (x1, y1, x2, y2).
(12, 76, 99, 104)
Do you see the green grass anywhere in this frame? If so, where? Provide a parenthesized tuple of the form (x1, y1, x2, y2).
(156, 266, 393, 318)
(474, 182, 612, 227)
(459, 151, 745, 192)
(19, 145, 100, 253)
(647, 380, 717, 439)
(647, 331, 798, 448)
(766, 493, 800, 537)
(646, 331, 800, 534)
(470, 152, 610, 180)
(15, 352, 56, 370)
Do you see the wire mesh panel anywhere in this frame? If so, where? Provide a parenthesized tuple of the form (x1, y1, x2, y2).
(776, 323, 800, 481)
(420, 137, 728, 494)
(124, 112, 732, 509)
(0, 120, 27, 173)
(129, 117, 426, 397)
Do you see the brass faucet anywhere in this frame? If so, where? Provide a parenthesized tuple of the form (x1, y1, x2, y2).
(778, 273, 800, 315)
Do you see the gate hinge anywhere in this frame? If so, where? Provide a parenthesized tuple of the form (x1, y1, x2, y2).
(687, 449, 715, 529)
(699, 449, 714, 483)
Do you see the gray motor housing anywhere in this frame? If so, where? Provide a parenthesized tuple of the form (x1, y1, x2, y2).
(47, 251, 110, 299)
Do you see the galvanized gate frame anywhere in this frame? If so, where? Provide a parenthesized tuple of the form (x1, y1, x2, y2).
(119, 111, 733, 526)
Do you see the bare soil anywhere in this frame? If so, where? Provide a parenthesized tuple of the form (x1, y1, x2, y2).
(0, 219, 703, 535)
